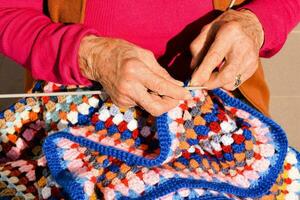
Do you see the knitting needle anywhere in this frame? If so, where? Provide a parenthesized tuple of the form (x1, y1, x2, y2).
(0, 91, 103, 99)
(228, 0, 236, 10)
(185, 86, 207, 90)
(0, 86, 206, 99)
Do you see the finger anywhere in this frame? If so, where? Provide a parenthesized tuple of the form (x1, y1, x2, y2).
(190, 24, 212, 68)
(222, 73, 244, 91)
(143, 52, 183, 86)
(139, 68, 192, 100)
(110, 95, 136, 109)
(222, 59, 259, 90)
(190, 36, 231, 86)
(147, 62, 183, 86)
(203, 59, 241, 90)
(133, 86, 179, 116)
(150, 94, 179, 114)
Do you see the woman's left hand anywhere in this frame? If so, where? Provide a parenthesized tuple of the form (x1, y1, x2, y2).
(190, 9, 264, 90)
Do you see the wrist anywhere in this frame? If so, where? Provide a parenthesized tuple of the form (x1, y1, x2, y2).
(78, 35, 99, 81)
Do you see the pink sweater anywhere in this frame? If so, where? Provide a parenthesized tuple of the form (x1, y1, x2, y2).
(0, 0, 299, 85)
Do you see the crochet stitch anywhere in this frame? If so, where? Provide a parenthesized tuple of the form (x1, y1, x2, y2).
(0, 80, 299, 199)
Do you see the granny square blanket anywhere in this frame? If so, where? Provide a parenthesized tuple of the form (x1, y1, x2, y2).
(0, 81, 299, 200)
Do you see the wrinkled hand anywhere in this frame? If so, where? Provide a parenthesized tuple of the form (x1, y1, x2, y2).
(190, 9, 264, 90)
(78, 36, 192, 116)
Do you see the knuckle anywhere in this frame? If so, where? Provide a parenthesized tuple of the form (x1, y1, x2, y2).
(144, 50, 154, 58)
(151, 80, 165, 92)
(223, 21, 243, 35)
(242, 39, 255, 50)
(190, 42, 198, 54)
(228, 21, 242, 30)
(122, 58, 140, 75)
(202, 24, 210, 32)
(208, 51, 222, 64)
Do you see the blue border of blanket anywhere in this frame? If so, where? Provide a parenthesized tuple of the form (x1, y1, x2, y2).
(43, 89, 289, 200)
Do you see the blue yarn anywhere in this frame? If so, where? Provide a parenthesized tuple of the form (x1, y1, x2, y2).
(193, 195, 231, 200)
(242, 121, 251, 128)
(177, 157, 189, 166)
(95, 121, 105, 131)
(77, 114, 89, 125)
(203, 113, 218, 123)
(19, 99, 26, 104)
(109, 164, 120, 173)
(89, 107, 96, 115)
(232, 143, 245, 153)
(32, 81, 42, 91)
(121, 130, 132, 140)
(194, 125, 209, 136)
(187, 139, 199, 145)
(190, 154, 202, 163)
(50, 96, 58, 102)
(97, 174, 105, 182)
(213, 103, 219, 110)
(223, 153, 234, 161)
(243, 129, 252, 140)
(135, 137, 141, 147)
(103, 159, 110, 168)
(108, 125, 118, 135)
(9, 105, 15, 112)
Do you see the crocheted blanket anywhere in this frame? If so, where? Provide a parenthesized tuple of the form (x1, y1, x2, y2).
(0, 81, 299, 200)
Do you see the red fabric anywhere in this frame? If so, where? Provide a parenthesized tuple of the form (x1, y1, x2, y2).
(0, 0, 299, 85)
(240, 0, 300, 57)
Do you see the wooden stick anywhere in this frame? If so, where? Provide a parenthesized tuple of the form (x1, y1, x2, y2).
(228, 0, 236, 10)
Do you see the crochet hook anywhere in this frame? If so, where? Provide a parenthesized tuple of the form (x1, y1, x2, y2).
(0, 87, 206, 99)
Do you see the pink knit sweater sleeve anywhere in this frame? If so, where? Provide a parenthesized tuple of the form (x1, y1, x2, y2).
(0, 0, 96, 85)
(241, 0, 300, 58)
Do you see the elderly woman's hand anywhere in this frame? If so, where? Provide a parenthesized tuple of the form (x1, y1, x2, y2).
(78, 36, 192, 116)
(190, 9, 264, 90)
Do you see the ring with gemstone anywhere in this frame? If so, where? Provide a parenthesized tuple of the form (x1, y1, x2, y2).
(234, 74, 242, 89)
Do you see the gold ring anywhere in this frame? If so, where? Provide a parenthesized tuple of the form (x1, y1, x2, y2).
(234, 74, 242, 89)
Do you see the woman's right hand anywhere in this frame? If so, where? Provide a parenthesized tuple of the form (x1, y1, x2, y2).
(78, 35, 192, 116)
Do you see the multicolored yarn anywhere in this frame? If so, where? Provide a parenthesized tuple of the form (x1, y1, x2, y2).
(0, 80, 299, 200)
